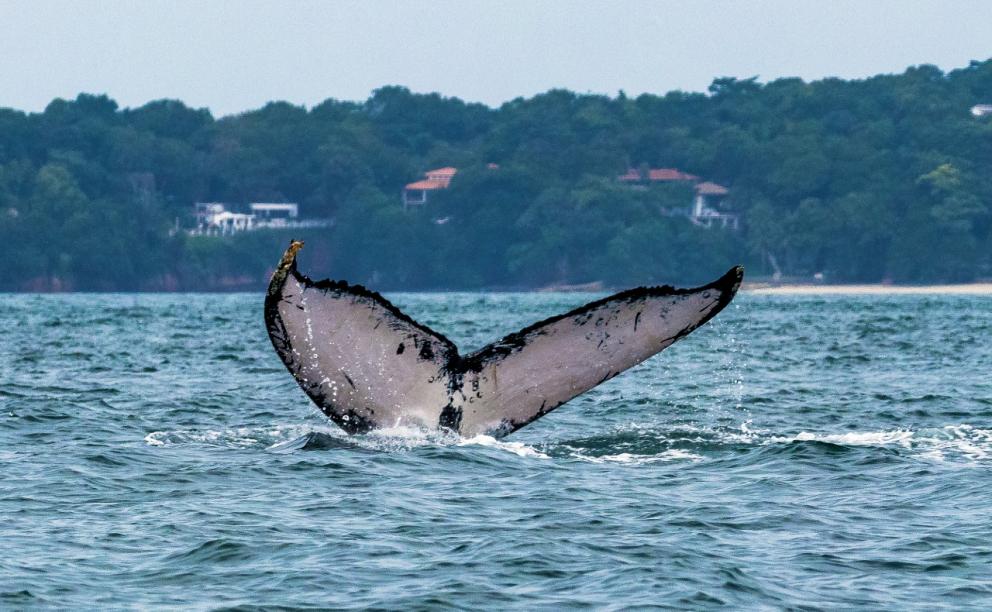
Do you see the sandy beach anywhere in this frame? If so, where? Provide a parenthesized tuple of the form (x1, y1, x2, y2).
(744, 283, 992, 295)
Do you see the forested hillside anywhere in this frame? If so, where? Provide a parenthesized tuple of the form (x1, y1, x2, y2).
(1, 60, 990, 290)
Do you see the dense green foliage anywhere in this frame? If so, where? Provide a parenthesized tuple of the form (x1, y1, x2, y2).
(1, 60, 991, 290)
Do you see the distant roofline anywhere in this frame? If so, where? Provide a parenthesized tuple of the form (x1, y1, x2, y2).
(618, 167, 699, 182)
(695, 181, 729, 195)
(425, 166, 457, 175)
(405, 179, 449, 190)
(405, 166, 458, 191)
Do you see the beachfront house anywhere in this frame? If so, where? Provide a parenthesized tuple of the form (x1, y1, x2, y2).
(193, 202, 255, 235)
(194, 202, 226, 224)
(618, 167, 700, 184)
(691, 182, 738, 229)
(250, 202, 299, 228)
(403, 167, 457, 208)
(190, 201, 328, 235)
(619, 167, 739, 230)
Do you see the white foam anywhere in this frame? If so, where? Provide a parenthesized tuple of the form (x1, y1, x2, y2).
(927, 425, 992, 462)
(459, 435, 550, 459)
(766, 430, 915, 447)
(354, 424, 462, 452)
(574, 449, 703, 464)
(143, 423, 550, 457)
(144, 421, 992, 465)
(143, 427, 265, 448)
(144, 424, 326, 449)
(144, 432, 165, 446)
(613, 420, 765, 444)
(762, 424, 992, 463)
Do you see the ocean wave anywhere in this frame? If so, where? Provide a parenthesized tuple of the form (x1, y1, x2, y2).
(143, 420, 992, 466)
(572, 449, 704, 464)
(458, 434, 550, 459)
(765, 430, 915, 447)
(144, 424, 552, 459)
(762, 425, 992, 463)
(553, 420, 992, 466)
(144, 423, 356, 450)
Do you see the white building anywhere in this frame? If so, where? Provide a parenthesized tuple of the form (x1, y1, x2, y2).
(211, 211, 255, 234)
(192, 203, 255, 235)
(618, 167, 740, 230)
(971, 104, 992, 117)
(691, 182, 739, 230)
(403, 167, 457, 208)
(194, 202, 226, 225)
(190, 201, 329, 235)
(250, 203, 299, 228)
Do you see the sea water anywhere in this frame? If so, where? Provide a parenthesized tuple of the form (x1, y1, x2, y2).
(1, 292, 991, 609)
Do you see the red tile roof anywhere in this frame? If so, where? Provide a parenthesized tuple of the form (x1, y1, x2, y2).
(405, 179, 449, 190)
(648, 168, 699, 181)
(406, 167, 457, 190)
(425, 167, 457, 178)
(618, 168, 699, 182)
(695, 181, 729, 195)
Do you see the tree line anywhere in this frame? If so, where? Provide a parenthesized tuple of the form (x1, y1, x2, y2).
(1, 59, 990, 290)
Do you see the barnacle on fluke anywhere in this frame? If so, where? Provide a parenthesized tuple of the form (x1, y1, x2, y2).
(265, 240, 742, 438)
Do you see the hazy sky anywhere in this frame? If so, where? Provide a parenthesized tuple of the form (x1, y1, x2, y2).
(1, 0, 990, 116)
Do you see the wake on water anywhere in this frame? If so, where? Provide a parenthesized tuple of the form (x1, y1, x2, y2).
(144, 419, 992, 465)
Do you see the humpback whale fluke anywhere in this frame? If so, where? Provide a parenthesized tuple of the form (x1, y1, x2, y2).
(265, 240, 743, 438)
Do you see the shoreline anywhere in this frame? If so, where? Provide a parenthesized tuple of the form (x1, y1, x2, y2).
(4, 282, 992, 295)
(743, 282, 992, 295)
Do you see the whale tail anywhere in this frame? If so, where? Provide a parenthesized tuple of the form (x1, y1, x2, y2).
(265, 241, 742, 438)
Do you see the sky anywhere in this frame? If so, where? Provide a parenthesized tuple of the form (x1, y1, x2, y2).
(1, 0, 990, 117)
